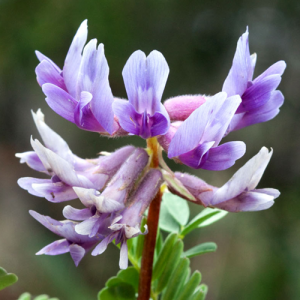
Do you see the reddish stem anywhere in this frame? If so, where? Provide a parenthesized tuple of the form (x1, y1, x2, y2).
(138, 190, 162, 300)
(137, 137, 161, 300)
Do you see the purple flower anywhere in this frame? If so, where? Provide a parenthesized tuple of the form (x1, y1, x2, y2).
(91, 169, 163, 269)
(165, 92, 246, 170)
(35, 20, 119, 135)
(29, 210, 102, 266)
(67, 148, 149, 237)
(173, 147, 279, 212)
(113, 50, 170, 139)
(17, 110, 134, 202)
(223, 28, 286, 133)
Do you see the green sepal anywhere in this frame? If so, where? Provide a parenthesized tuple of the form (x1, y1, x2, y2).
(0, 267, 18, 291)
(162, 193, 190, 226)
(98, 283, 136, 300)
(154, 239, 184, 293)
(161, 257, 190, 300)
(182, 242, 217, 258)
(159, 199, 180, 233)
(152, 233, 178, 281)
(176, 271, 202, 300)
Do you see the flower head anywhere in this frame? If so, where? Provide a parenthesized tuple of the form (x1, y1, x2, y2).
(36, 20, 118, 135)
(223, 28, 286, 133)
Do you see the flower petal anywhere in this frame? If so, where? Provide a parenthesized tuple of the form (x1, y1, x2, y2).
(211, 147, 273, 205)
(122, 50, 169, 115)
(36, 239, 70, 255)
(35, 50, 62, 73)
(222, 29, 252, 97)
(42, 83, 77, 123)
(63, 20, 88, 98)
(15, 151, 46, 172)
(63, 205, 93, 221)
(69, 244, 86, 267)
(77, 41, 115, 133)
(200, 141, 246, 171)
(36, 60, 66, 90)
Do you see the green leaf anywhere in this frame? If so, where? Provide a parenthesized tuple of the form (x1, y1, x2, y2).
(18, 293, 31, 300)
(176, 271, 202, 300)
(159, 200, 180, 233)
(106, 277, 123, 288)
(155, 239, 184, 293)
(0, 267, 18, 291)
(161, 257, 190, 300)
(195, 208, 228, 228)
(162, 193, 190, 226)
(181, 211, 220, 237)
(152, 233, 178, 281)
(155, 229, 164, 258)
(191, 284, 208, 300)
(98, 283, 136, 300)
(117, 267, 139, 293)
(182, 242, 217, 258)
(34, 296, 52, 300)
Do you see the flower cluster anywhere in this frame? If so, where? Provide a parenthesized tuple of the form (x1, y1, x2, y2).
(17, 20, 284, 268)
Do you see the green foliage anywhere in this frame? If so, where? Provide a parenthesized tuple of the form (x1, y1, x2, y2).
(98, 193, 224, 299)
(98, 267, 139, 300)
(17, 293, 59, 300)
(0, 267, 18, 291)
(182, 242, 217, 258)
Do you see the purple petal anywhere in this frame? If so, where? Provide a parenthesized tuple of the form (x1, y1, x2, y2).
(211, 147, 273, 205)
(222, 29, 252, 97)
(42, 83, 77, 123)
(73, 187, 125, 213)
(18, 177, 51, 197)
(36, 60, 66, 90)
(31, 182, 77, 202)
(77, 41, 115, 134)
(36, 239, 70, 255)
(254, 188, 280, 198)
(32, 109, 74, 163)
(237, 74, 281, 113)
(91, 234, 115, 256)
(63, 205, 93, 221)
(75, 214, 102, 237)
(35, 50, 62, 73)
(74, 91, 107, 132)
(233, 90, 284, 130)
(119, 241, 128, 269)
(150, 105, 170, 137)
(200, 141, 246, 171)
(63, 20, 88, 98)
(69, 244, 86, 266)
(253, 61, 286, 83)
(168, 92, 240, 158)
(249, 53, 257, 81)
(15, 151, 46, 172)
(122, 50, 169, 115)
(178, 141, 214, 169)
(31, 138, 93, 187)
(113, 100, 141, 136)
(214, 190, 276, 212)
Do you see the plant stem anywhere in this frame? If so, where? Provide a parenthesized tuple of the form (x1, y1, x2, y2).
(137, 138, 162, 300)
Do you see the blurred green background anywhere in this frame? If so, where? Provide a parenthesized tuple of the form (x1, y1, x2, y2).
(0, 0, 299, 299)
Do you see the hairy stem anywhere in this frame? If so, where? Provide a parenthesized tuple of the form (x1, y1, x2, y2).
(137, 138, 162, 300)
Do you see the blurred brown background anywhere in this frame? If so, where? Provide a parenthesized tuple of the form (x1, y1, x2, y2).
(0, 0, 299, 299)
